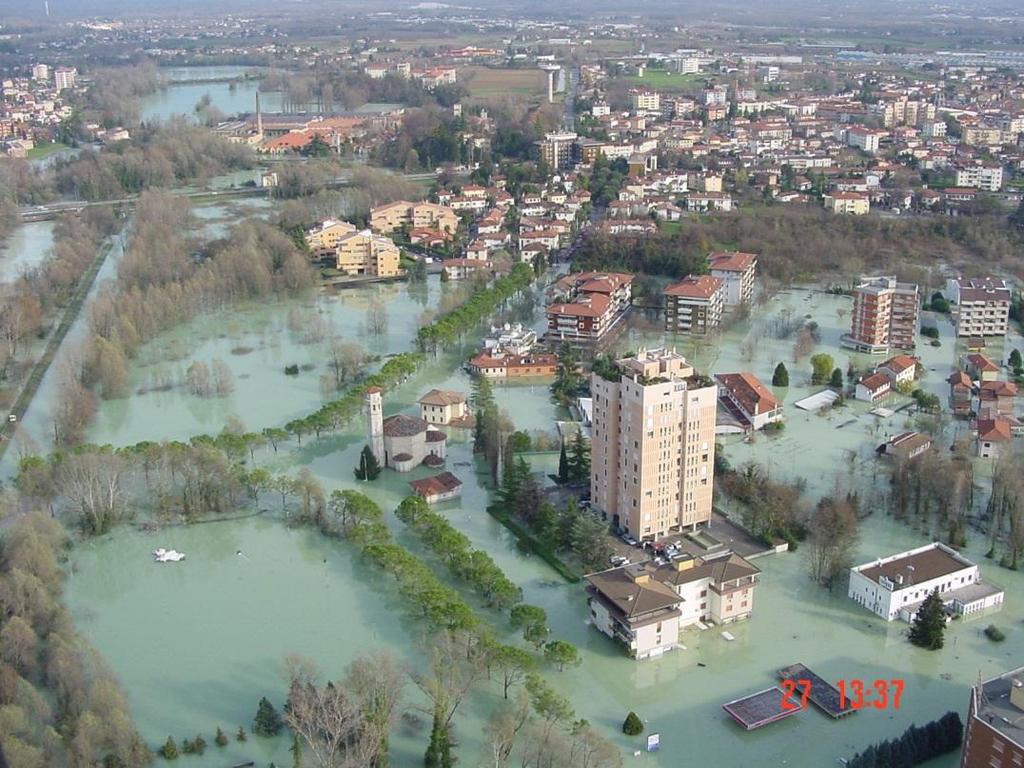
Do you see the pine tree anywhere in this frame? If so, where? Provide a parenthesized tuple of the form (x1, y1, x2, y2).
(622, 711, 644, 736)
(159, 737, 179, 760)
(908, 589, 946, 650)
(557, 441, 569, 483)
(830, 368, 844, 388)
(253, 696, 284, 736)
(568, 431, 590, 482)
(236, 726, 247, 742)
(772, 362, 789, 387)
(1010, 349, 1022, 372)
(215, 727, 228, 747)
(354, 445, 382, 481)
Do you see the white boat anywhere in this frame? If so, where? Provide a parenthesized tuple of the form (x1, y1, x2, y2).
(152, 548, 186, 563)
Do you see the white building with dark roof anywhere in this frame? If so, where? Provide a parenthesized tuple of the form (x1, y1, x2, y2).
(848, 542, 1003, 622)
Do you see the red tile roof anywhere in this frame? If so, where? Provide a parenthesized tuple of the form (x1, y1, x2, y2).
(977, 418, 1012, 442)
(716, 372, 780, 416)
(709, 251, 757, 272)
(664, 274, 724, 299)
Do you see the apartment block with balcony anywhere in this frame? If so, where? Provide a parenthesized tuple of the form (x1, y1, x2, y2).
(334, 230, 401, 277)
(305, 219, 358, 259)
(545, 271, 633, 345)
(586, 553, 760, 660)
(664, 275, 725, 335)
(590, 348, 717, 542)
(842, 276, 920, 355)
(370, 200, 459, 235)
(947, 277, 1012, 338)
(709, 251, 758, 306)
(955, 162, 1004, 191)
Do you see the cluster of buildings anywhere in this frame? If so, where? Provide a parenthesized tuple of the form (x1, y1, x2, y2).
(555, 55, 1023, 219)
(1, 64, 79, 156)
(662, 251, 757, 336)
(468, 323, 558, 379)
(545, 271, 634, 346)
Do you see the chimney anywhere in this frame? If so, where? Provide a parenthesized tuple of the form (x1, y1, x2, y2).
(1011, 679, 1024, 712)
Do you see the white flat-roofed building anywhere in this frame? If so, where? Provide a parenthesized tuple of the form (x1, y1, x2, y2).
(848, 542, 1003, 622)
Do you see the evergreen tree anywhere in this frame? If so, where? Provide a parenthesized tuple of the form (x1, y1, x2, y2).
(1010, 349, 1022, 372)
(557, 441, 569, 483)
(159, 737, 179, 760)
(622, 711, 644, 736)
(354, 445, 382, 481)
(236, 726, 247, 742)
(568, 431, 590, 482)
(253, 696, 284, 736)
(772, 362, 789, 387)
(908, 589, 946, 650)
(830, 368, 844, 388)
(214, 727, 228, 747)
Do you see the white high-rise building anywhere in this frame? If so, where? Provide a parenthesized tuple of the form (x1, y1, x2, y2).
(31, 64, 49, 81)
(54, 67, 77, 91)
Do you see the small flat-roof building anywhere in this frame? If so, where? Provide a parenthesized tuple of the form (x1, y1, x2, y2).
(848, 542, 1003, 622)
(877, 431, 933, 461)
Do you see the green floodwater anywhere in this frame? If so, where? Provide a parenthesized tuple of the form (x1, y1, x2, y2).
(0, 219, 54, 282)
(142, 67, 285, 123)
(59, 279, 1024, 767)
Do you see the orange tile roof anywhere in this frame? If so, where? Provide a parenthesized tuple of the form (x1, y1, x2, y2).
(709, 251, 757, 272)
(716, 372, 780, 415)
(664, 274, 724, 299)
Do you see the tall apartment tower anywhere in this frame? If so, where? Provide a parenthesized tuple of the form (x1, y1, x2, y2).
(365, 386, 385, 462)
(842, 276, 920, 355)
(590, 348, 718, 543)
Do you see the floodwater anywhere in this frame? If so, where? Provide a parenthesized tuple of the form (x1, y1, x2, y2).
(142, 66, 284, 123)
(56, 277, 1024, 767)
(0, 220, 54, 282)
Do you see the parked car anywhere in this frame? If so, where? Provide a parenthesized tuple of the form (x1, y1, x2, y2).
(621, 533, 638, 547)
(609, 555, 630, 567)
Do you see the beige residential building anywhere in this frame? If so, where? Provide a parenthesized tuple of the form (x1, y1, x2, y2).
(586, 553, 760, 660)
(370, 200, 459, 235)
(591, 348, 717, 542)
(334, 230, 401, 277)
(824, 191, 870, 215)
(305, 219, 358, 258)
(417, 389, 470, 426)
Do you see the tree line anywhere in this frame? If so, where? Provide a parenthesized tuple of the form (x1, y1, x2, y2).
(572, 205, 1024, 284)
(846, 711, 963, 768)
(0, 512, 151, 768)
(306, 489, 618, 768)
(416, 262, 534, 354)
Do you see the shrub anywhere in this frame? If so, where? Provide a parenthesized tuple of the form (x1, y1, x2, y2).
(158, 736, 179, 760)
(284, 364, 299, 375)
(772, 362, 789, 387)
(985, 625, 1006, 642)
(623, 711, 644, 736)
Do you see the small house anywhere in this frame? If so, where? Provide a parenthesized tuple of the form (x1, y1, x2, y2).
(977, 418, 1013, 459)
(409, 472, 463, 504)
(962, 353, 999, 383)
(877, 355, 919, 389)
(418, 389, 472, 427)
(855, 372, 892, 402)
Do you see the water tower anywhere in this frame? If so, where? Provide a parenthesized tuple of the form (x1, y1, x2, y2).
(539, 63, 561, 103)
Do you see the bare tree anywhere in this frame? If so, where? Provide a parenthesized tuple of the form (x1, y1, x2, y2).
(806, 495, 859, 590)
(365, 299, 388, 337)
(57, 450, 129, 535)
(326, 337, 367, 390)
(412, 631, 490, 728)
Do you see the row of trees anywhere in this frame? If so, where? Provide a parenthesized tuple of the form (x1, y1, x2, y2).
(0, 512, 151, 767)
(416, 262, 535, 353)
(308, 489, 615, 767)
(846, 711, 963, 768)
(717, 461, 806, 547)
(395, 495, 524, 611)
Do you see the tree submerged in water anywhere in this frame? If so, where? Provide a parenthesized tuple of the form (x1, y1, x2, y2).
(908, 589, 945, 650)
(253, 696, 284, 736)
(354, 445, 382, 481)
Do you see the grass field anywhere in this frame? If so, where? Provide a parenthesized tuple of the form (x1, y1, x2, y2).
(26, 142, 70, 160)
(619, 70, 704, 92)
(461, 66, 546, 99)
